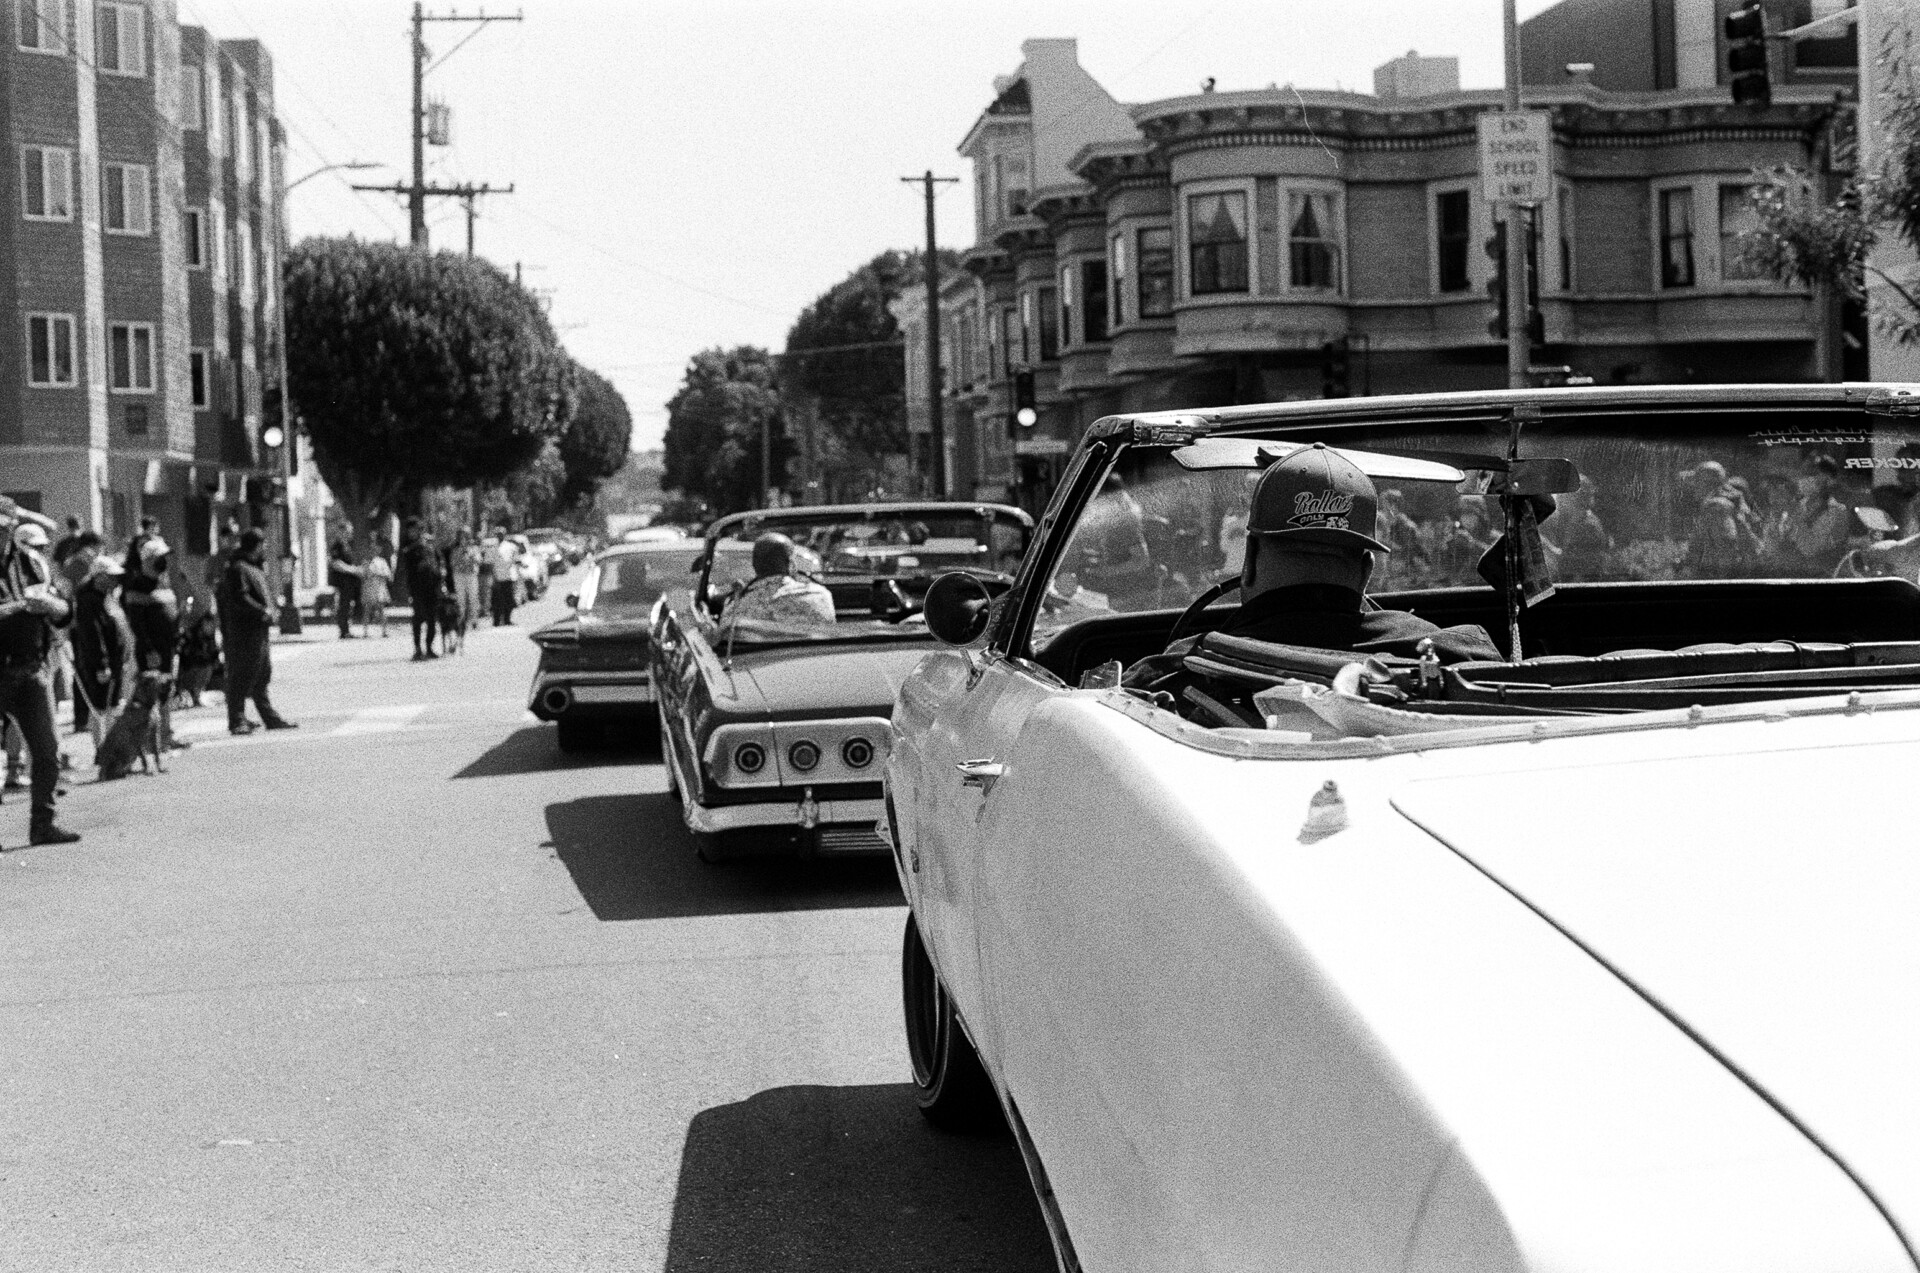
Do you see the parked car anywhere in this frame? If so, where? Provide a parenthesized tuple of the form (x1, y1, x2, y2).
(621, 525, 688, 545)
(528, 539, 705, 750)
(651, 501, 1032, 860)
(886, 384, 1920, 1273)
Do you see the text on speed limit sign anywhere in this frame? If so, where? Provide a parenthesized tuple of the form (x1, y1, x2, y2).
(1478, 111, 1552, 204)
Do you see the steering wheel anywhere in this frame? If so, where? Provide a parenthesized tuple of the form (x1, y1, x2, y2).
(1167, 572, 1244, 644)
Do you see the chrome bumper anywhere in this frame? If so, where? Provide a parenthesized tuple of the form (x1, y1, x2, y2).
(528, 668, 654, 713)
(682, 794, 885, 839)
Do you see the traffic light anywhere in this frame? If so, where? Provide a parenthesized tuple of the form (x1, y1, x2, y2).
(1486, 221, 1508, 341)
(1725, 2, 1770, 107)
(1008, 367, 1038, 437)
(1320, 337, 1351, 399)
(260, 387, 285, 450)
(1523, 205, 1546, 348)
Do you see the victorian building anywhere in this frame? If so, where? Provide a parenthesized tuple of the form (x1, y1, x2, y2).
(899, 3, 1857, 510)
(2, 0, 307, 582)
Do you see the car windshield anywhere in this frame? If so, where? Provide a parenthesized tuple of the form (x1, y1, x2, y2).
(1034, 404, 1920, 659)
(578, 554, 671, 611)
(704, 507, 1031, 648)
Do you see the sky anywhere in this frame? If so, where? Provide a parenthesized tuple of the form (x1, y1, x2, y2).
(197, 0, 1561, 452)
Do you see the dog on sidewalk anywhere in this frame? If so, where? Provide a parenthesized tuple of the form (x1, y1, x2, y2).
(95, 671, 170, 780)
(437, 592, 466, 655)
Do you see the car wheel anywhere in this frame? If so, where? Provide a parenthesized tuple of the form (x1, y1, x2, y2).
(555, 718, 595, 752)
(902, 913, 1004, 1134)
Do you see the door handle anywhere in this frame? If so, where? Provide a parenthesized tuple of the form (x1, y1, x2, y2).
(956, 758, 1005, 790)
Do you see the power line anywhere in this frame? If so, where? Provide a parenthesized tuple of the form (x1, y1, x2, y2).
(510, 203, 791, 317)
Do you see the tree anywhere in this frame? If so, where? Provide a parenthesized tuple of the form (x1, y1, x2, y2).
(1740, 31, 1920, 343)
(781, 249, 954, 502)
(284, 237, 572, 545)
(558, 363, 633, 509)
(661, 346, 787, 515)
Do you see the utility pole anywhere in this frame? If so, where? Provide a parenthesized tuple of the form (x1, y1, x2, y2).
(463, 193, 475, 255)
(902, 170, 958, 496)
(384, 3, 522, 250)
(1502, 0, 1529, 389)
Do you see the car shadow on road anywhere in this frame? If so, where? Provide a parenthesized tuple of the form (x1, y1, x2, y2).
(544, 794, 902, 920)
(454, 724, 657, 779)
(663, 1083, 1054, 1272)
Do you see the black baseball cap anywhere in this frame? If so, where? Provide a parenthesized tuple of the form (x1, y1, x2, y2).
(1246, 442, 1389, 552)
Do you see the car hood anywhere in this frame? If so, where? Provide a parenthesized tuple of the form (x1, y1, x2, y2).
(725, 640, 932, 721)
(1393, 737, 1920, 1243)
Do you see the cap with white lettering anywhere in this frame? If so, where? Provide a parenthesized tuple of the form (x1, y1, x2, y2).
(1246, 442, 1389, 552)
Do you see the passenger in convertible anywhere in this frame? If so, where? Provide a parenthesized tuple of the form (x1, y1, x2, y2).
(719, 533, 836, 629)
(1123, 444, 1500, 689)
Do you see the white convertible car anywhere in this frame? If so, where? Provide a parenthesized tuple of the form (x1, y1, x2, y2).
(883, 384, 1920, 1273)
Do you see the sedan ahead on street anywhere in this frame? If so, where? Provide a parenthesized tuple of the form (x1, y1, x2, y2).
(528, 540, 703, 750)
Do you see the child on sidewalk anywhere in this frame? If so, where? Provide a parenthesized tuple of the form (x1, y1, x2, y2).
(361, 550, 393, 638)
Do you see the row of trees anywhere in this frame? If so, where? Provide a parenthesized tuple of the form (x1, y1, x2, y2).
(660, 248, 952, 519)
(284, 237, 632, 546)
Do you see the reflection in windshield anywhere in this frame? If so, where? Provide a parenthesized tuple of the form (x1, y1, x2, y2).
(1033, 409, 1920, 652)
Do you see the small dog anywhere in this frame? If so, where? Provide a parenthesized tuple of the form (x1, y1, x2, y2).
(96, 671, 170, 780)
(437, 593, 466, 655)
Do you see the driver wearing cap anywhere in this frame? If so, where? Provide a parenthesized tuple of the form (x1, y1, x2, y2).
(1124, 444, 1500, 689)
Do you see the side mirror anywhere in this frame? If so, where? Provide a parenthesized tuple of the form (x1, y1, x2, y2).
(924, 572, 992, 646)
(689, 553, 707, 573)
(564, 593, 579, 609)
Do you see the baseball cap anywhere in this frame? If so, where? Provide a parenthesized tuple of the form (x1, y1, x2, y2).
(139, 536, 171, 562)
(1678, 460, 1728, 484)
(1247, 442, 1389, 552)
(14, 522, 51, 549)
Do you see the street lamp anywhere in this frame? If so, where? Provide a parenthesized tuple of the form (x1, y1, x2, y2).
(286, 160, 381, 192)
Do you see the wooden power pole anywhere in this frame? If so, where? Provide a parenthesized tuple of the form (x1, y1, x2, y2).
(902, 170, 958, 496)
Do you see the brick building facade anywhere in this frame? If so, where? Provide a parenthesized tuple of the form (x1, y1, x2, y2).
(898, 4, 1856, 511)
(2, 0, 302, 583)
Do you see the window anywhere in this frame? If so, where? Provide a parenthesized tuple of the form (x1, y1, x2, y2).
(180, 63, 204, 130)
(18, 0, 69, 51)
(1435, 188, 1471, 293)
(1660, 187, 1695, 288)
(184, 206, 206, 268)
(1138, 227, 1174, 317)
(96, 2, 146, 76)
(21, 145, 73, 221)
(25, 313, 76, 386)
(1288, 190, 1342, 291)
(1082, 259, 1108, 344)
(1036, 285, 1059, 361)
(108, 322, 154, 392)
(1557, 185, 1575, 291)
(1058, 265, 1074, 348)
(1109, 232, 1127, 327)
(103, 162, 150, 234)
(236, 218, 254, 297)
(189, 349, 209, 408)
(1187, 191, 1249, 295)
(1001, 304, 1019, 373)
(1719, 183, 1767, 282)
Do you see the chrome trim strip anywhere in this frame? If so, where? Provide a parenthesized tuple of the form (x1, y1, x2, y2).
(682, 796, 885, 834)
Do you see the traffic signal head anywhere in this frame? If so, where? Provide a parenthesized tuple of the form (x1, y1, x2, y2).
(1485, 221, 1509, 341)
(1321, 337, 1351, 399)
(1008, 368, 1038, 435)
(1724, 2, 1770, 107)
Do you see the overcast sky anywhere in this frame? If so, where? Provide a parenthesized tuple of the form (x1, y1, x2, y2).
(200, 0, 1560, 451)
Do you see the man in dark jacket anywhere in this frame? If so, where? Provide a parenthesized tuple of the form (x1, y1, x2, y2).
(1125, 445, 1501, 692)
(327, 535, 361, 639)
(62, 534, 127, 734)
(0, 496, 79, 846)
(398, 519, 445, 660)
(217, 529, 296, 735)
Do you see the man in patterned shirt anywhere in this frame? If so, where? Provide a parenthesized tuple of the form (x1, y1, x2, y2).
(720, 533, 835, 630)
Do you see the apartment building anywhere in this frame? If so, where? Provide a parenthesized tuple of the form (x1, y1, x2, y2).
(2, 0, 298, 581)
(899, 4, 1856, 510)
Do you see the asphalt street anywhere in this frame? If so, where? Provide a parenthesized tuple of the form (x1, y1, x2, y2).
(0, 574, 1053, 1272)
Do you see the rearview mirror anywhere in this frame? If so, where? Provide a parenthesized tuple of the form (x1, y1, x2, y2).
(564, 593, 579, 609)
(924, 572, 992, 646)
(688, 553, 707, 573)
(1506, 458, 1580, 497)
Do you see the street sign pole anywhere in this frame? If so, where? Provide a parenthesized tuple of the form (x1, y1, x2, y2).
(1503, 0, 1528, 389)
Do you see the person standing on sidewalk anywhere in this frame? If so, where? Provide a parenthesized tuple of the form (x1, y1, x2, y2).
(217, 529, 296, 736)
(449, 527, 483, 639)
(0, 496, 80, 847)
(488, 526, 520, 626)
(398, 519, 445, 660)
(328, 535, 362, 640)
(64, 536, 128, 739)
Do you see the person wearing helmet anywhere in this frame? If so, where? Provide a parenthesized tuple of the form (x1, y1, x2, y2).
(1124, 444, 1499, 691)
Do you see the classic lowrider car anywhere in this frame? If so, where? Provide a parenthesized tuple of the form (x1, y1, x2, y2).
(652, 501, 1032, 860)
(886, 384, 1920, 1273)
(528, 539, 702, 750)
